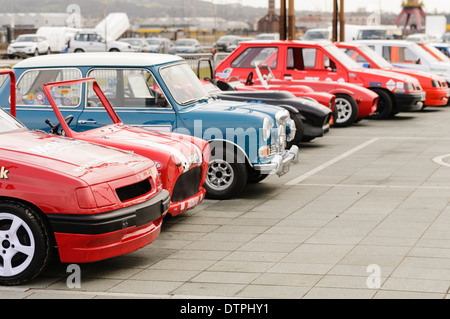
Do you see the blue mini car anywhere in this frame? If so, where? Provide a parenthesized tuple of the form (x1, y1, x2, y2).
(0, 53, 299, 199)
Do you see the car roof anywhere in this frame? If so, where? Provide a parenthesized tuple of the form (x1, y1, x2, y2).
(13, 52, 183, 68)
(354, 39, 414, 45)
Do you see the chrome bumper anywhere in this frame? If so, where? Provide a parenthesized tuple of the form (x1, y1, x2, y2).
(254, 145, 299, 176)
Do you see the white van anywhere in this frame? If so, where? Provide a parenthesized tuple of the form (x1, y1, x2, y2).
(356, 39, 450, 84)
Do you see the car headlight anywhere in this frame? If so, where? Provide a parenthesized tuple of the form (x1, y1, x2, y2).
(262, 117, 273, 142)
(286, 118, 296, 142)
(275, 110, 289, 125)
(278, 124, 286, 148)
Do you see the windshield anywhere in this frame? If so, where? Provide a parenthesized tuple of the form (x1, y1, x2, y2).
(357, 30, 386, 40)
(304, 31, 329, 40)
(0, 108, 25, 133)
(175, 40, 196, 46)
(323, 44, 362, 69)
(146, 39, 161, 45)
(16, 36, 38, 43)
(358, 45, 392, 68)
(410, 42, 441, 64)
(160, 63, 209, 109)
(424, 44, 450, 62)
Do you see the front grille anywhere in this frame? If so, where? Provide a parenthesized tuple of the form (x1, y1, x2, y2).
(116, 179, 152, 202)
(171, 166, 202, 202)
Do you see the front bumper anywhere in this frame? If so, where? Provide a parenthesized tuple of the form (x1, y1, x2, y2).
(253, 145, 299, 176)
(8, 47, 36, 55)
(169, 187, 206, 216)
(49, 189, 170, 263)
(393, 91, 426, 112)
(424, 88, 449, 106)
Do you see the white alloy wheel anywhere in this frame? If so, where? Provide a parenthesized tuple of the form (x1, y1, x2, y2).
(0, 212, 35, 278)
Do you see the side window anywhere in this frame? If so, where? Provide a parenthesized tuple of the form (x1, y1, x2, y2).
(287, 47, 304, 70)
(383, 46, 419, 64)
(16, 68, 82, 107)
(230, 47, 278, 68)
(302, 48, 317, 68)
(87, 68, 169, 108)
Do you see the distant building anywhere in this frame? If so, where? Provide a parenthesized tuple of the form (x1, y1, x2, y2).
(257, 0, 279, 33)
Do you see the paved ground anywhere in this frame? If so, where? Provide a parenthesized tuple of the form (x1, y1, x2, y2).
(3, 105, 450, 299)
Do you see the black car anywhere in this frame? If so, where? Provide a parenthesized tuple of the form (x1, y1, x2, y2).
(204, 80, 332, 144)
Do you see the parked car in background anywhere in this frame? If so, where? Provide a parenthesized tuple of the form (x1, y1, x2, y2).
(255, 33, 280, 41)
(216, 35, 240, 52)
(145, 37, 175, 54)
(441, 32, 450, 43)
(174, 38, 201, 54)
(356, 39, 450, 85)
(67, 30, 133, 52)
(7, 34, 50, 58)
(3, 53, 299, 200)
(0, 69, 169, 285)
(337, 42, 450, 107)
(301, 28, 330, 41)
(118, 38, 152, 52)
(226, 37, 253, 52)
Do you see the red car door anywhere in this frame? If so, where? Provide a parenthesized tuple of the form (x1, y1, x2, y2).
(283, 45, 349, 83)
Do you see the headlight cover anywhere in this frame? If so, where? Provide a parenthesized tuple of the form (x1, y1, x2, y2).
(262, 117, 273, 142)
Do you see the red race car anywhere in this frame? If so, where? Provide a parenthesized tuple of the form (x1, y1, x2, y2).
(37, 77, 210, 217)
(0, 69, 170, 285)
(218, 61, 378, 127)
(337, 42, 449, 107)
(215, 40, 426, 120)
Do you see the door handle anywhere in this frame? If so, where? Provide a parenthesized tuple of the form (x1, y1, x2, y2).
(78, 120, 97, 124)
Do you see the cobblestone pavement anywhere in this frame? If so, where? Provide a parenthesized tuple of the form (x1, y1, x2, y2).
(3, 105, 450, 299)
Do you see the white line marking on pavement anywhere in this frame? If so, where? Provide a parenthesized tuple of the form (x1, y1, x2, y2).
(297, 183, 450, 189)
(285, 138, 380, 186)
(432, 154, 450, 168)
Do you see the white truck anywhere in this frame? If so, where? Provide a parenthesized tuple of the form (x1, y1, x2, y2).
(36, 27, 81, 53)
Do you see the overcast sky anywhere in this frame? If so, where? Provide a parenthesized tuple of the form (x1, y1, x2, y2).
(208, 0, 450, 14)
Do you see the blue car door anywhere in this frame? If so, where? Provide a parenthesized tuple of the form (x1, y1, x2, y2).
(76, 68, 177, 132)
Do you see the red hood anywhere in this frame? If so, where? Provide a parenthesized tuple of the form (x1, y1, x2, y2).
(0, 129, 155, 185)
(74, 124, 205, 172)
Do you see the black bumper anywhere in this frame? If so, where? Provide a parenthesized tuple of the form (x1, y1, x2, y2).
(393, 92, 426, 112)
(48, 190, 170, 235)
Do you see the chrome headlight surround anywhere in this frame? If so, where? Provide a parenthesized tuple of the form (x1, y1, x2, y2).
(286, 118, 296, 142)
(262, 117, 273, 142)
(275, 109, 289, 126)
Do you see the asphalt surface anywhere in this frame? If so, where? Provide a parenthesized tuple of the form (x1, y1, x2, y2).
(3, 104, 450, 299)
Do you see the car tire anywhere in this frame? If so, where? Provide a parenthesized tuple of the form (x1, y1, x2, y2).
(33, 49, 39, 56)
(370, 89, 393, 119)
(46, 48, 50, 55)
(74, 49, 84, 53)
(247, 169, 269, 183)
(287, 112, 304, 146)
(204, 146, 247, 200)
(109, 48, 120, 52)
(333, 94, 358, 127)
(0, 201, 52, 286)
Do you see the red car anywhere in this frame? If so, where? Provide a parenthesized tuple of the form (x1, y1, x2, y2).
(218, 62, 378, 127)
(337, 42, 449, 107)
(0, 69, 170, 285)
(215, 40, 426, 120)
(38, 77, 210, 217)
